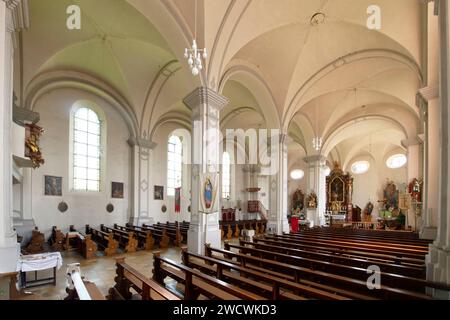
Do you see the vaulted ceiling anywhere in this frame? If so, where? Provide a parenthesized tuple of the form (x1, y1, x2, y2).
(21, 0, 431, 167)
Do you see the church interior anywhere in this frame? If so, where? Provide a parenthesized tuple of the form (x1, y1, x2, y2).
(1, 0, 450, 301)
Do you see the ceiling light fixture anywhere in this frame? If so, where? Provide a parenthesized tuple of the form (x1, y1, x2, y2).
(184, 0, 207, 76)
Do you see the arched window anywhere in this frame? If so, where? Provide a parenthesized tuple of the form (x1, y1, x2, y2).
(72, 107, 103, 191)
(167, 135, 182, 196)
(222, 152, 231, 199)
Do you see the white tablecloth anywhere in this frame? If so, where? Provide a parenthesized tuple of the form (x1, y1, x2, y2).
(16, 252, 63, 272)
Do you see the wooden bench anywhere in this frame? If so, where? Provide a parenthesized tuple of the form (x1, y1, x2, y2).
(152, 252, 266, 300)
(239, 239, 425, 278)
(181, 248, 355, 300)
(223, 242, 437, 294)
(100, 225, 138, 253)
(264, 234, 426, 261)
(150, 224, 184, 246)
(48, 226, 65, 251)
(108, 257, 180, 300)
(254, 236, 425, 267)
(114, 224, 154, 250)
(127, 224, 169, 248)
(85, 225, 118, 256)
(204, 245, 432, 300)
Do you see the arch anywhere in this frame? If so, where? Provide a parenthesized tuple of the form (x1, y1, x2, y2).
(25, 70, 139, 139)
(322, 116, 408, 157)
(282, 49, 423, 132)
(219, 63, 281, 129)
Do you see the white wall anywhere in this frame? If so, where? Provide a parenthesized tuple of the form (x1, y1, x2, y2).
(27, 88, 130, 237)
(150, 123, 191, 224)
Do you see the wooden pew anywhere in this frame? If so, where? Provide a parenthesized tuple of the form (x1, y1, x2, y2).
(100, 225, 138, 253)
(108, 257, 180, 300)
(151, 224, 184, 246)
(265, 234, 427, 261)
(223, 242, 436, 294)
(25, 227, 45, 254)
(289, 230, 431, 249)
(204, 245, 432, 300)
(114, 224, 154, 250)
(0, 272, 21, 300)
(64, 226, 98, 259)
(65, 263, 105, 300)
(239, 239, 425, 278)
(297, 228, 432, 246)
(152, 251, 266, 300)
(48, 226, 65, 251)
(85, 225, 118, 256)
(127, 224, 169, 249)
(254, 236, 425, 267)
(181, 248, 355, 300)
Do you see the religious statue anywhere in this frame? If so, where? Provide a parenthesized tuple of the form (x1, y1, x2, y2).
(25, 124, 45, 168)
(307, 192, 318, 209)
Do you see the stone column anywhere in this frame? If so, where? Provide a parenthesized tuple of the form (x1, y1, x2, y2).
(401, 136, 424, 231)
(183, 87, 228, 254)
(0, 0, 28, 273)
(426, 0, 450, 298)
(418, 87, 439, 239)
(303, 155, 327, 227)
(266, 134, 289, 234)
(128, 137, 156, 226)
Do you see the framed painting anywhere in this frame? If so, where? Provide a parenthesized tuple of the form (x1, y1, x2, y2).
(111, 182, 124, 199)
(154, 185, 164, 200)
(44, 175, 62, 196)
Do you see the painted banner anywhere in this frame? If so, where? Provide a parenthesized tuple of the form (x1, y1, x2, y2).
(175, 187, 181, 213)
(199, 172, 219, 214)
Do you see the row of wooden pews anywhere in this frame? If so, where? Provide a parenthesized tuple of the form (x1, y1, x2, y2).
(220, 220, 267, 240)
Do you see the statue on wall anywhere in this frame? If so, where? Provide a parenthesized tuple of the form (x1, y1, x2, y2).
(25, 123, 45, 168)
(408, 178, 423, 202)
(306, 192, 317, 209)
(291, 189, 305, 212)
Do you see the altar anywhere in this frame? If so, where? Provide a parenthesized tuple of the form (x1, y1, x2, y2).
(16, 252, 63, 288)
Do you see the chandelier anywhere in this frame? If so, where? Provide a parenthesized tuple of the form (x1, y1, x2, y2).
(312, 137, 322, 151)
(184, 39, 207, 76)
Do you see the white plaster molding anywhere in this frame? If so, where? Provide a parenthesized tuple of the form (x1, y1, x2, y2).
(3, 0, 29, 30)
(303, 155, 327, 164)
(401, 136, 424, 148)
(183, 87, 229, 112)
(419, 86, 439, 102)
(127, 137, 157, 149)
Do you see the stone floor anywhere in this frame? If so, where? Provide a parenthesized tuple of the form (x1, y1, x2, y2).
(18, 246, 183, 300)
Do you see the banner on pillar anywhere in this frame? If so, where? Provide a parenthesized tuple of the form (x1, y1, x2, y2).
(199, 172, 219, 214)
(175, 187, 181, 213)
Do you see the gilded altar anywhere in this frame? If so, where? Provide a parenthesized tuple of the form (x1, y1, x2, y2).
(326, 162, 353, 218)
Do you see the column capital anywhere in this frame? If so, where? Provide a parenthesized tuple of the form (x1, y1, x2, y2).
(401, 136, 424, 148)
(418, 86, 439, 102)
(303, 155, 327, 165)
(127, 137, 157, 149)
(2, 0, 29, 30)
(183, 87, 229, 112)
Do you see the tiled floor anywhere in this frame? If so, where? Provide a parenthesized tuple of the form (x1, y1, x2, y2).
(18, 246, 183, 300)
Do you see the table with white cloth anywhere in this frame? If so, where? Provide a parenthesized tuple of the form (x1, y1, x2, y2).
(16, 252, 63, 288)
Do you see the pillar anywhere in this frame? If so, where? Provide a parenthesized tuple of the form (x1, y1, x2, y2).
(128, 137, 156, 226)
(401, 136, 424, 231)
(418, 87, 439, 239)
(183, 87, 228, 254)
(267, 134, 289, 235)
(426, 0, 450, 299)
(303, 155, 327, 227)
(0, 0, 28, 273)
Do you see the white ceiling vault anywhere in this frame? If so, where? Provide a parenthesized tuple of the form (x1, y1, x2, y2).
(21, 0, 429, 167)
